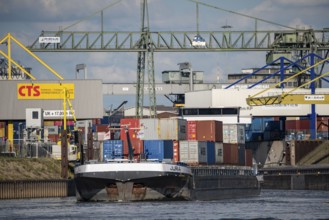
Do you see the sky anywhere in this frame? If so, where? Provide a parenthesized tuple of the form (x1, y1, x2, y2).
(0, 0, 328, 110)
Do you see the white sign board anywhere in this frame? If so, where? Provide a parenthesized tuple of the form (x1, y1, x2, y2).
(304, 95, 325, 101)
(43, 110, 75, 119)
(39, 37, 60, 43)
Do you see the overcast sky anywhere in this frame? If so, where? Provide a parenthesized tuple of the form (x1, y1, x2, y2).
(1, 0, 328, 109)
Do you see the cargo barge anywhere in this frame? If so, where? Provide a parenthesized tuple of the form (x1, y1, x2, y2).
(74, 160, 193, 202)
(74, 119, 260, 202)
(74, 160, 260, 202)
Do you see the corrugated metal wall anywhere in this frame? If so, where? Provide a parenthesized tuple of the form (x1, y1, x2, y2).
(0, 80, 103, 120)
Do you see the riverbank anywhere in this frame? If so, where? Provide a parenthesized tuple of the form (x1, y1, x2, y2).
(0, 157, 73, 180)
(0, 157, 75, 199)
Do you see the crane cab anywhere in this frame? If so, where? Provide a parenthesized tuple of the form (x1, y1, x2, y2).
(192, 34, 206, 47)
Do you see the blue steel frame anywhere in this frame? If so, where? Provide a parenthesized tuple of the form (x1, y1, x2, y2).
(225, 53, 329, 139)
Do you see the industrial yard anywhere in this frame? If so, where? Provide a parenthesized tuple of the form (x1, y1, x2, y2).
(0, 0, 329, 203)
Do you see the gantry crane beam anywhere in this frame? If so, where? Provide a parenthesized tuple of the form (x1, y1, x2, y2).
(28, 29, 329, 52)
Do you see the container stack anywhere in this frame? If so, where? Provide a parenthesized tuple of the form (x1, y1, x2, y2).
(120, 118, 143, 159)
(140, 118, 186, 161)
(179, 120, 222, 166)
(222, 124, 251, 166)
(99, 118, 253, 167)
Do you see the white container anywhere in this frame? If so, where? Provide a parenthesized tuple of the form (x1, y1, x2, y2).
(140, 118, 186, 140)
(179, 141, 207, 164)
(223, 124, 246, 144)
(214, 142, 224, 164)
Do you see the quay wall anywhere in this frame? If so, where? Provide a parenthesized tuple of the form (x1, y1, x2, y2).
(262, 174, 329, 190)
(0, 179, 75, 199)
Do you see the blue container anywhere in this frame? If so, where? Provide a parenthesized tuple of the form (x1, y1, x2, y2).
(206, 142, 215, 165)
(103, 140, 123, 160)
(238, 144, 246, 166)
(143, 140, 173, 161)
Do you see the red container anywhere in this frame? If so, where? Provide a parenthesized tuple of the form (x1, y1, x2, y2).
(285, 120, 310, 130)
(187, 121, 197, 140)
(173, 140, 179, 162)
(245, 149, 253, 167)
(122, 139, 144, 159)
(196, 120, 223, 142)
(96, 125, 108, 133)
(223, 143, 238, 165)
(120, 118, 140, 141)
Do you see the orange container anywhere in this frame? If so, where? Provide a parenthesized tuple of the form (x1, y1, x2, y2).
(196, 120, 223, 142)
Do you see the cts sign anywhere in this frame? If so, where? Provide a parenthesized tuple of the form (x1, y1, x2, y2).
(17, 83, 74, 100)
(18, 85, 41, 97)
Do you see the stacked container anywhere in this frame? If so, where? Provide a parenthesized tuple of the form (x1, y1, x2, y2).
(196, 120, 223, 142)
(178, 120, 224, 165)
(139, 118, 186, 140)
(186, 121, 197, 140)
(102, 140, 123, 161)
(179, 141, 207, 165)
(222, 124, 247, 166)
(143, 140, 174, 161)
(140, 118, 187, 162)
(120, 118, 144, 159)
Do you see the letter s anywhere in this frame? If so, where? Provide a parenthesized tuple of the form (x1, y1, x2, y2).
(33, 86, 40, 96)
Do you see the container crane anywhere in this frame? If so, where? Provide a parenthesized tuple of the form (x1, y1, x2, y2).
(26, 1, 329, 118)
(246, 56, 329, 139)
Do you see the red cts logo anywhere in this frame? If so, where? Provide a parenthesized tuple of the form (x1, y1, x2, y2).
(18, 85, 41, 97)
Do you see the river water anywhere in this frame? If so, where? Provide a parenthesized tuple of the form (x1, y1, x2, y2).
(0, 190, 328, 220)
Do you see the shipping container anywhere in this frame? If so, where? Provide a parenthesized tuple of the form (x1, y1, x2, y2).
(223, 124, 245, 144)
(214, 142, 224, 164)
(186, 121, 197, 140)
(122, 139, 144, 159)
(95, 125, 109, 133)
(205, 141, 216, 165)
(250, 117, 274, 132)
(103, 140, 123, 160)
(173, 140, 179, 162)
(238, 144, 246, 166)
(120, 118, 140, 140)
(139, 118, 186, 140)
(196, 120, 223, 142)
(143, 140, 174, 161)
(245, 149, 253, 167)
(159, 118, 186, 140)
(223, 143, 239, 165)
(285, 119, 310, 131)
(179, 141, 207, 165)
